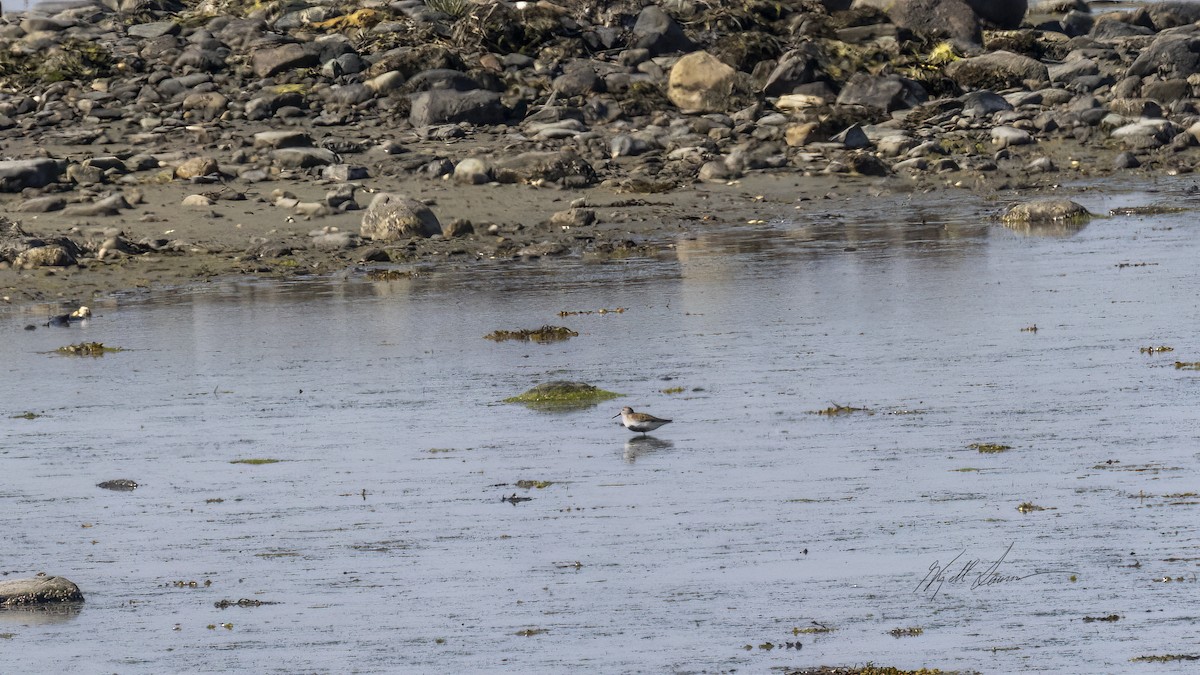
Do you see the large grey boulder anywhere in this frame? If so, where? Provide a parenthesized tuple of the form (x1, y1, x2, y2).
(0, 159, 65, 192)
(252, 43, 319, 78)
(409, 90, 505, 128)
(836, 73, 927, 112)
(854, 0, 985, 44)
(360, 193, 442, 241)
(1002, 199, 1090, 224)
(1127, 29, 1200, 80)
(270, 148, 339, 169)
(0, 576, 83, 605)
(492, 150, 597, 188)
(945, 51, 1049, 90)
(966, 0, 1027, 28)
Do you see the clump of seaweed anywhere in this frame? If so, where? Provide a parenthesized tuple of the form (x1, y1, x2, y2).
(812, 404, 871, 416)
(504, 381, 621, 410)
(558, 307, 626, 316)
(485, 325, 578, 343)
(366, 269, 416, 281)
(56, 342, 123, 357)
(785, 664, 951, 674)
(1130, 654, 1200, 663)
(1109, 205, 1185, 216)
(1017, 502, 1046, 513)
(1140, 345, 1173, 354)
(1174, 361, 1200, 370)
(970, 443, 1011, 454)
(888, 627, 924, 638)
(229, 458, 282, 465)
(1082, 615, 1119, 623)
(214, 598, 275, 608)
(515, 480, 553, 489)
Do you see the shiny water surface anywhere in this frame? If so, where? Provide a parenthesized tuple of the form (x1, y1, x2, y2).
(4, 183, 1200, 673)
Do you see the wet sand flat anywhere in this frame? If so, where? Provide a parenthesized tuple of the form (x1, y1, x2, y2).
(3, 181, 1199, 672)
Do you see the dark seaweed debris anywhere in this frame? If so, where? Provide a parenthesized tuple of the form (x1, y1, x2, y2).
(485, 325, 578, 343)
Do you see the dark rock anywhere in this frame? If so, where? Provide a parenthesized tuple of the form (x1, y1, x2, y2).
(252, 43, 319, 78)
(832, 124, 871, 149)
(1142, 79, 1191, 104)
(867, 0, 985, 45)
(548, 208, 596, 228)
(324, 83, 374, 107)
(1090, 18, 1152, 40)
(945, 51, 1049, 90)
(631, 6, 694, 56)
(553, 62, 604, 97)
(761, 47, 819, 96)
(966, 0, 1027, 28)
(65, 194, 132, 217)
(1061, 10, 1095, 37)
(97, 479, 138, 491)
(1114, 151, 1141, 169)
(961, 90, 1013, 117)
(1127, 31, 1200, 80)
(0, 159, 65, 192)
(322, 165, 369, 182)
(492, 150, 597, 188)
(836, 73, 928, 112)
(409, 90, 505, 127)
(404, 69, 478, 93)
(442, 218, 474, 238)
(16, 196, 67, 213)
(271, 148, 339, 169)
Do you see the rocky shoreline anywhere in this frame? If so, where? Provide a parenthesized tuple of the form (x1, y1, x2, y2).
(2, 0, 1199, 311)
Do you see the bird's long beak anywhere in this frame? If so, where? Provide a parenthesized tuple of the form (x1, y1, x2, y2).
(611, 413, 620, 419)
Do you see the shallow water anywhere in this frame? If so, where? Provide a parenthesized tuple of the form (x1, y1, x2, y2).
(4, 183, 1200, 673)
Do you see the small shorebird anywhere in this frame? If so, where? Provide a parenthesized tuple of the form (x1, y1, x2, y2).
(613, 406, 672, 435)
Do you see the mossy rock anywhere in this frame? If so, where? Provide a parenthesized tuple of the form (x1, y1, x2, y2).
(485, 325, 578, 343)
(1001, 199, 1091, 226)
(505, 381, 621, 411)
(55, 342, 123, 357)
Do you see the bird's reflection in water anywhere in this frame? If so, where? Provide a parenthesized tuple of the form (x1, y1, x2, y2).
(623, 436, 673, 463)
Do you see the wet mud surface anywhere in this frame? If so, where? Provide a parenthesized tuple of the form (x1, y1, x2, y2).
(3, 180, 1200, 672)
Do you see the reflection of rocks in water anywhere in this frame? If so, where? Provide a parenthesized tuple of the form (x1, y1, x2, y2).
(0, 602, 83, 625)
(1002, 220, 1089, 237)
(624, 436, 673, 462)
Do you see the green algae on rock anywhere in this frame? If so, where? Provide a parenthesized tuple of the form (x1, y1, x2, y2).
(970, 442, 1011, 453)
(1001, 199, 1091, 225)
(504, 381, 621, 411)
(55, 342, 123, 356)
